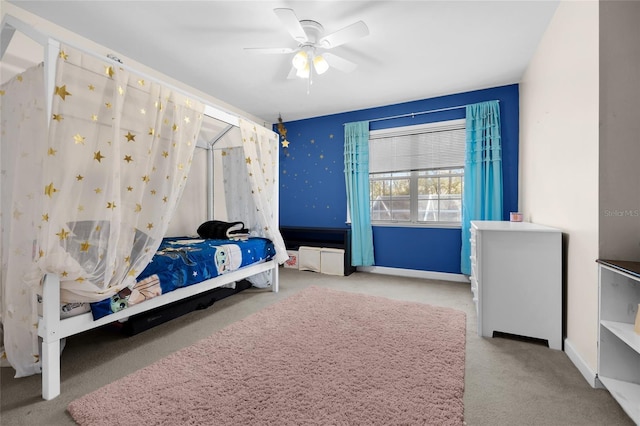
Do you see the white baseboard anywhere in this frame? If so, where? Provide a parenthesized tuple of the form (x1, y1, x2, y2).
(564, 338, 602, 388)
(357, 266, 470, 283)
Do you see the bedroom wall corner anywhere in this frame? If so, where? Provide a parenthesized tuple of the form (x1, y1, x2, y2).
(519, 0, 599, 375)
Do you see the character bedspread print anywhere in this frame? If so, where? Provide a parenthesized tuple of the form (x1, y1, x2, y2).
(91, 237, 275, 319)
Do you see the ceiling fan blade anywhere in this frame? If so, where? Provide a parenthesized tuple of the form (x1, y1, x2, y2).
(287, 66, 298, 80)
(274, 8, 308, 43)
(323, 52, 358, 73)
(244, 47, 295, 54)
(319, 21, 369, 49)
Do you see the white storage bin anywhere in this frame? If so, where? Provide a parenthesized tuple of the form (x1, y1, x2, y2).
(321, 248, 344, 276)
(284, 250, 299, 269)
(298, 246, 321, 272)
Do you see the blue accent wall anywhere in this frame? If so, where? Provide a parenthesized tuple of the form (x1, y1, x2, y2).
(278, 84, 519, 274)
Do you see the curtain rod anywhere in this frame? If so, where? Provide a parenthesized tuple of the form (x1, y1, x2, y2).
(344, 100, 500, 125)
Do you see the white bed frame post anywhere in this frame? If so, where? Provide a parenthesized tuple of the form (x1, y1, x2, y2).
(38, 274, 61, 400)
(3, 14, 63, 401)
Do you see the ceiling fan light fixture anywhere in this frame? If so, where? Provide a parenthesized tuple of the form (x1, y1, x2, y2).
(292, 50, 308, 70)
(313, 55, 329, 75)
(296, 63, 310, 79)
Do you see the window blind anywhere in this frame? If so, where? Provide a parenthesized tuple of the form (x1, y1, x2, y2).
(369, 119, 465, 174)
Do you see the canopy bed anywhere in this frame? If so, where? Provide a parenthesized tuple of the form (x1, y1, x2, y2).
(0, 15, 288, 400)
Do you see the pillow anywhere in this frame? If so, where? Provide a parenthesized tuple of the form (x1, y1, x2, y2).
(197, 220, 247, 239)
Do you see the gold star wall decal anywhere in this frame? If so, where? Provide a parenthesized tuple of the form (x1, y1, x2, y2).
(105, 66, 114, 77)
(74, 134, 85, 145)
(44, 182, 57, 197)
(135, 203, 142, 212)
(55, 85, 71, 100)
(128, 269, 137, 277)
(148, 128, 155, 136)
(61, 271, 68, 277)
(16, 75, 23, 82)
(105, 102, 112, 109)
(59, 50, 68, 60)
(94, 151, 105, 162)
(52, 113, 63, 121)
(123, 155, 133, 163)
(162, 151, 169, 158)
(245, 157, 252, 164)
(172, 124, 178, 132)
(91, 114, 98, 121)
(138, 79, 145, 86)
(118, 86, 124, 95)
(150, 189, 157, 195)
(127, 186, 134, 192)
(42, 214, 49, 222)
(125, 131, 136, 142)
(140, 108, 146, 115)
(147, 223, 154, 230)
(80, 241, 91, 252)
(48, 147, 57, 156)
(75, 277, 85, 283)
(88, 84, 95, 91)
(56, 228, 70, 240)
(106, 201, 116, 209)
(184, 116, 190, 124)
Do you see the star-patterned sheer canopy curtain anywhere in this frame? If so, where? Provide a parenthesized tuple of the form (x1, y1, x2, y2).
(222, 120, 288, 276)
(1, 44, 204, 377)
(460, 101, 503, 275)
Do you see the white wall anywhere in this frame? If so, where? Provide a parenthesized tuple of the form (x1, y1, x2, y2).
(519, 0, 599, 374)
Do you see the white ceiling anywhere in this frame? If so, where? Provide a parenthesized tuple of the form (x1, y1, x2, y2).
(5, 1, 559, 123)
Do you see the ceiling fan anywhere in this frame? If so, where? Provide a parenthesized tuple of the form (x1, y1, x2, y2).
(244, 8, 369, 81)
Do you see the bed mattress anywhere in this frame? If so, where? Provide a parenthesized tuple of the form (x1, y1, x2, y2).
(90, 237, 275, 319)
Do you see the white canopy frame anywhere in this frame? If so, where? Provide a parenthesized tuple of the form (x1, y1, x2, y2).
(1, 15, 283, 400)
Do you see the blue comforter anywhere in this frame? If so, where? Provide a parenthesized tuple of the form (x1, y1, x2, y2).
(91, 237, 275, 319)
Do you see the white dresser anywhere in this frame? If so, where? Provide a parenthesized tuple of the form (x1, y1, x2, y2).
(470, 221, 562, 349)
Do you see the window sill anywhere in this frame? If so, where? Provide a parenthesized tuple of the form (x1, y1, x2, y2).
(371, 222, 461, 229)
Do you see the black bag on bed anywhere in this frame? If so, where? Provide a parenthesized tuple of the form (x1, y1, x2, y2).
(197, 220, 248, 239)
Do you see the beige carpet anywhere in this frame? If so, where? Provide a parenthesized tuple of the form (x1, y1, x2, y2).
(68, 286, 466, 425)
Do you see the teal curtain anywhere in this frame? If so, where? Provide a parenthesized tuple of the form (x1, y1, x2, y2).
(461, 101, 503, 275)
(344, 121, 374, 266)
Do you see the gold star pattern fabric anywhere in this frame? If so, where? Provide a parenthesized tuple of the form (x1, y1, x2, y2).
(1, 44, 205, 376)
(221, 120, 288, 264)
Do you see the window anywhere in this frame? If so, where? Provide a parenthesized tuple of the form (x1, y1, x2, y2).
(369, 119, 465, 227)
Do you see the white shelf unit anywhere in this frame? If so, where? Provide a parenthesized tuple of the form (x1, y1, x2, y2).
(470, 221, 562, 350)
(597, 260, 640, 424)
